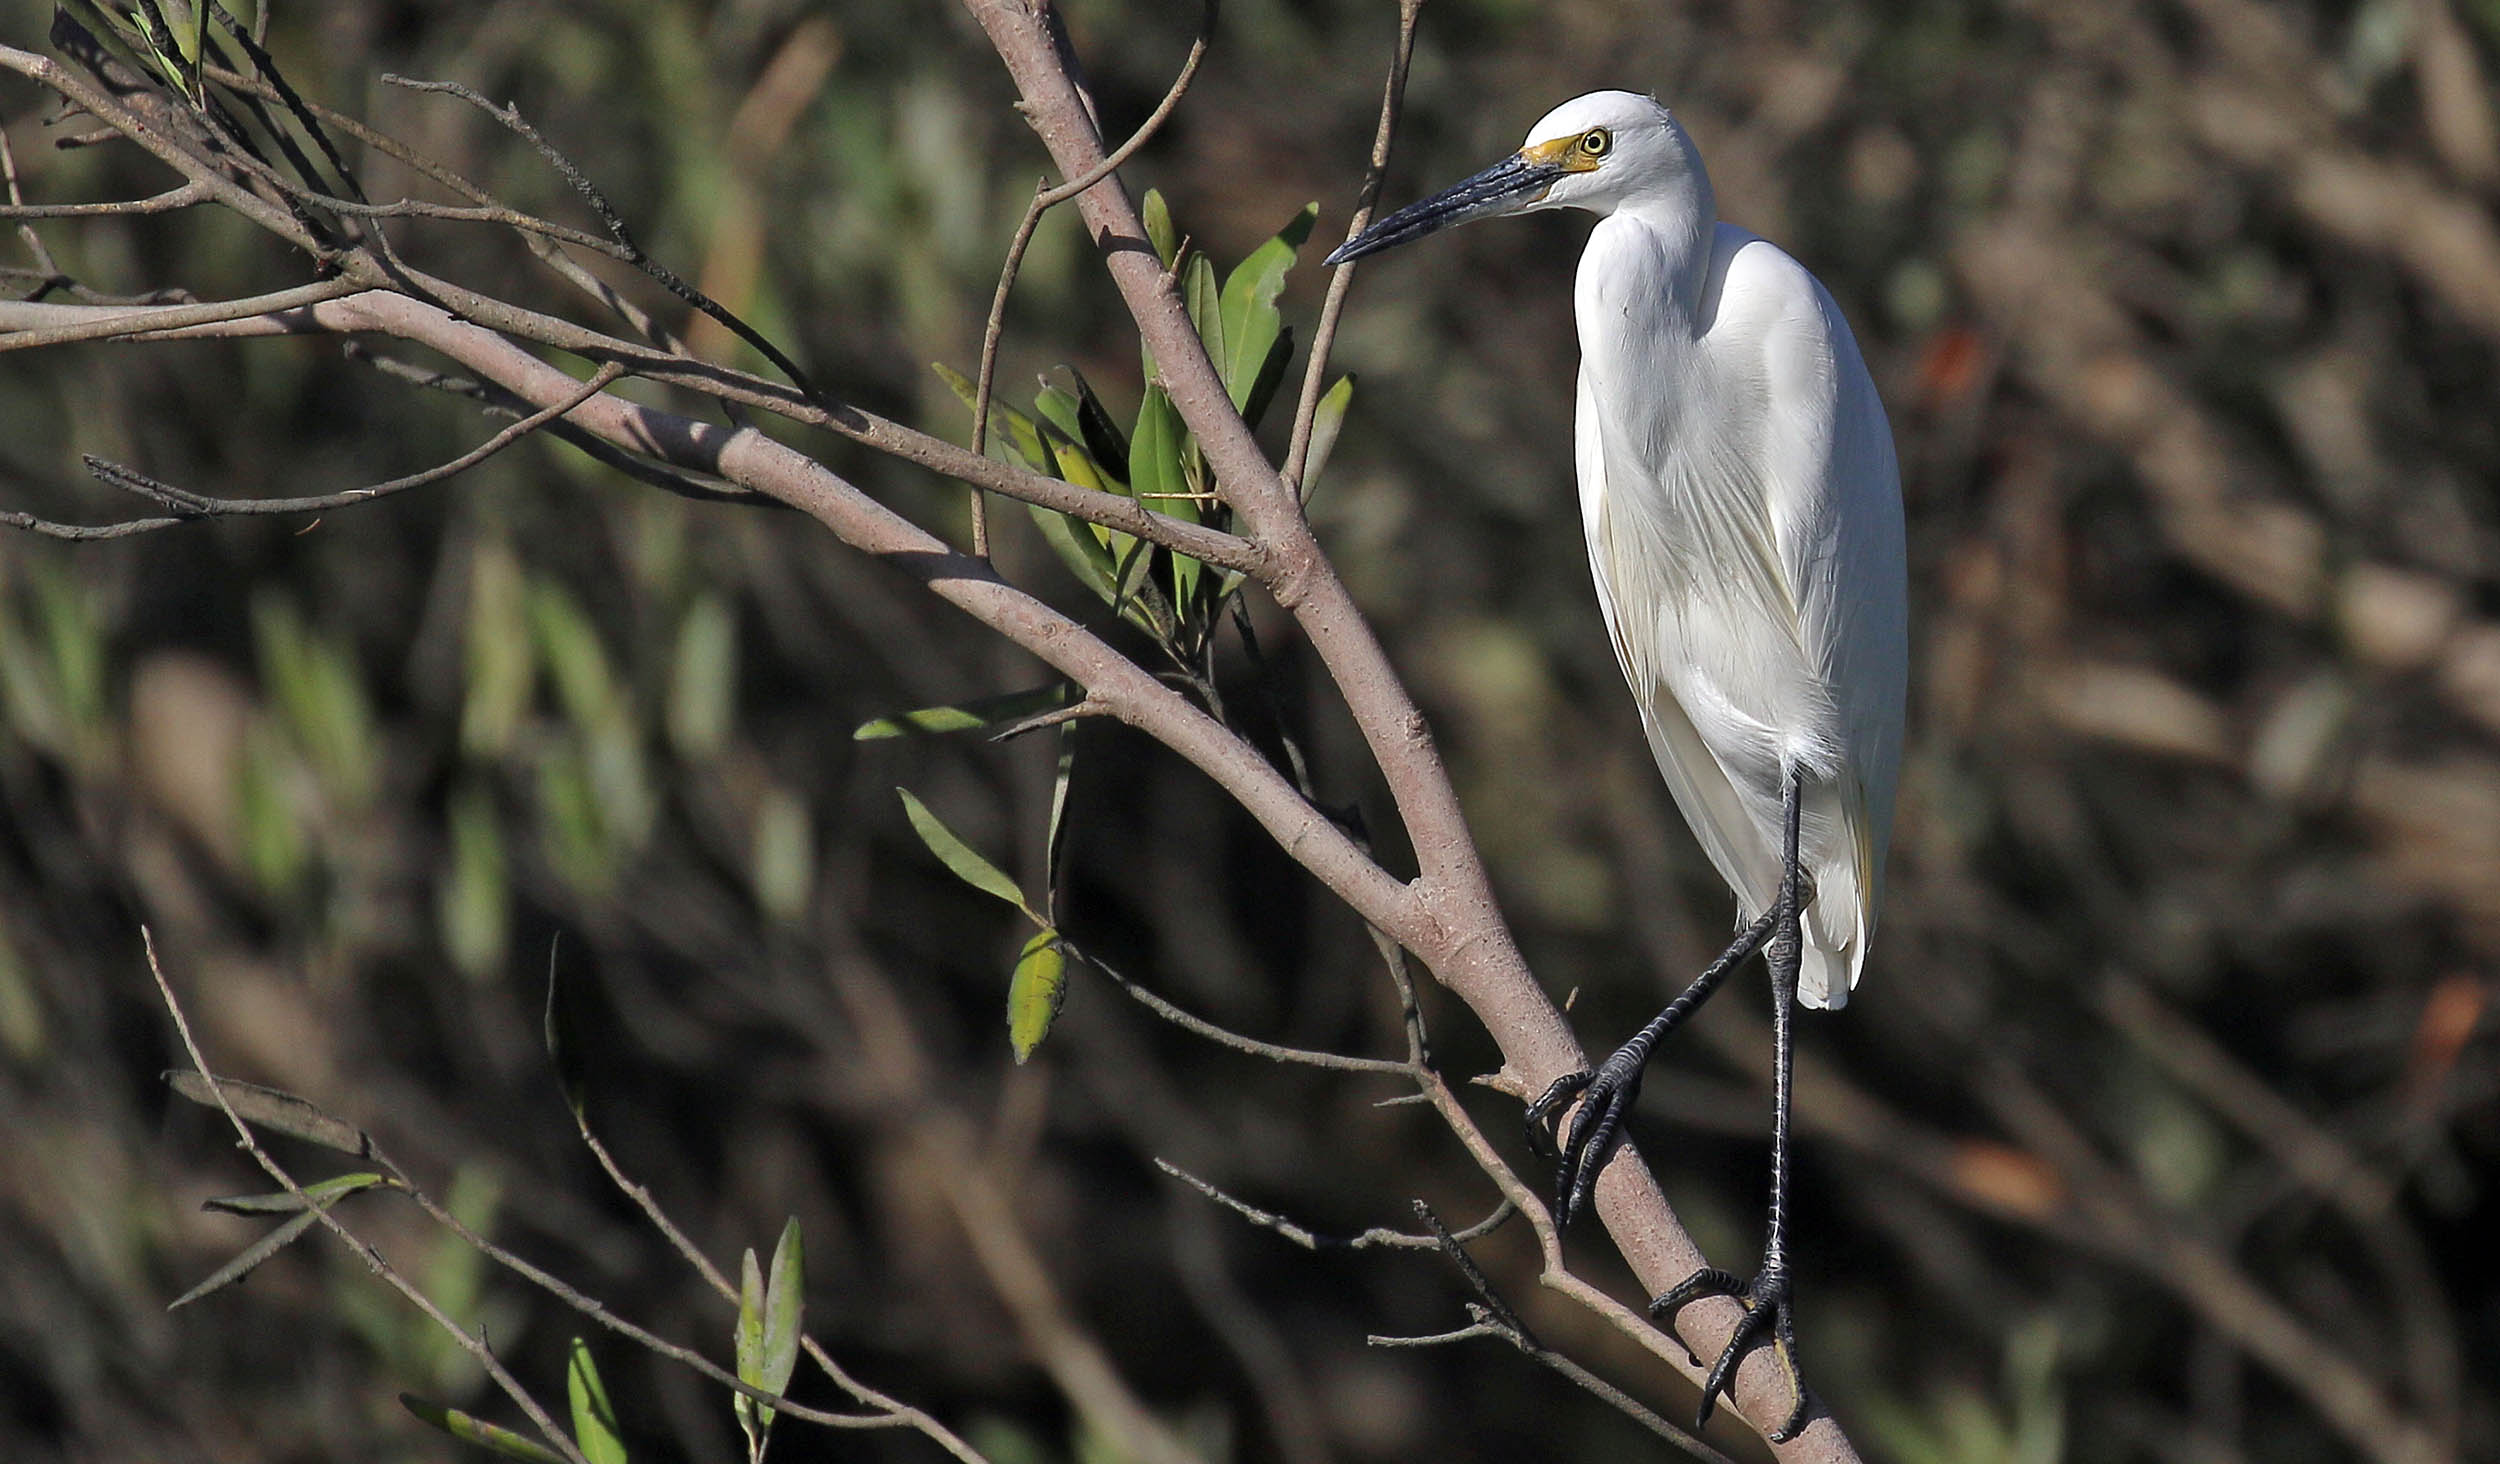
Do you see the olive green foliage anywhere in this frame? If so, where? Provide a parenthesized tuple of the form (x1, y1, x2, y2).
(3, 1, 2499, 1462)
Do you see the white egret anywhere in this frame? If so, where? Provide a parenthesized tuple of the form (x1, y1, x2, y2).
(1327, 90, 1906, 1438)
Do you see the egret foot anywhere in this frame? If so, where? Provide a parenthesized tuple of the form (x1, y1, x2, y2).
(1652, 1263, 1810, 1442)
(1525, 903, 1778, 1230)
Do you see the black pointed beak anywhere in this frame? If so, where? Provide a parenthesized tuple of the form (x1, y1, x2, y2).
(1324, 152, 1565, 266)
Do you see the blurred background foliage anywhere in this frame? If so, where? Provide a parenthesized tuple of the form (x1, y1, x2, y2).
(2, 0, 2497, 1461)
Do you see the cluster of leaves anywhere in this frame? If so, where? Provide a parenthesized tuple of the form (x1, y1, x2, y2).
(887, 196, 1351, 1063)
(936, 192, 1351, 665)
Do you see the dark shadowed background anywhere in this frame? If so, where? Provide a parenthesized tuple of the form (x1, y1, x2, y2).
(2, 1, 2496, 1460)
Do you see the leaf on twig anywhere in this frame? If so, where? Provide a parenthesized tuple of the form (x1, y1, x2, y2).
(896, 789, 1039, 924)
(164, 1070, 370, 1155)
(566, 1338, 629, 1464)
(734, 1249, 768, 1460)
(1183, 252, 1226, 394)
(400, 1394, 572, 1464)
(1220, 203, 1318, 423)
(1065, 367, 1134, 473)
(203, 1170, 390, 1215)
(854, 684, 1076, 741)
(1008, 930, 1070, 1063)
(762, 1219, 804, 1417)
(932, 363, 1053, 474)
(1142, 188, 1179, 268)
(1302, 374, 1356, 499)
(170, 1200, 334, 1311)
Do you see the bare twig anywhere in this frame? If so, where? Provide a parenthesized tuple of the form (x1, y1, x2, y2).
(1283, 0, 1421, 493)
(1077, 944, 1412, 1075)
(379, 73, 817, 398)
(968, 0, 1219, 553)
(7, 363, 626, 541)
(1156, 1159, 1514, 1251)
(1377, 1201, 1737, 1464)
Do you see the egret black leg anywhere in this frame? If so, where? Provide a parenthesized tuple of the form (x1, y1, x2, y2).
(1651, 766, 1812, 1441)
(1526, 903, 1776, 1229)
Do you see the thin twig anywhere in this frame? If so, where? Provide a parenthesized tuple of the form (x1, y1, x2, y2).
(372, 1152, 911, 1431)
(380, 74, 815, 398)
(0, 180, 211, 219)
(1377, 1201, 1736, 1464)
(139, 931, 595, 1464)
(968, 0, 1218, 555)
(1283, 0, 1421, 493)
(1156, 1159, 1513, 1251)
(1075, 943, 1413, 1075)
(569, 1106, 993, 1464)
(0, 276, 360, 352)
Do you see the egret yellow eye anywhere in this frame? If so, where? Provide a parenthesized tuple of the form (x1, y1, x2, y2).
(1579, 128, 1612, 157)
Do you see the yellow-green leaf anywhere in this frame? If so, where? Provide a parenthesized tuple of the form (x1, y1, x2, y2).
(854, 684, 1076, 740)
(734, 1248, 768, 1455)
(1219, 203, 1317, 417)
(566, 1339, 628, 1464)
(897, 789, 1038, 922)
(1008, 930, 1069, 1063)
(761, 1218, 803, 1403)
(1301, 374, 1356, 500)
(1141, 188, 1178, 268)
(401, 1395, 571, 1464)
(933, 363, 1054, 474)
(203, 1171, 389, 1216)
(1183, 252, 1225, 387)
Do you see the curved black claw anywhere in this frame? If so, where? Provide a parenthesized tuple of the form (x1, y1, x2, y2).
(1524, 1069, 1589, 1154)
(1524, 1045, 1648, 1230)
(1652, 1265, 1811, 1443)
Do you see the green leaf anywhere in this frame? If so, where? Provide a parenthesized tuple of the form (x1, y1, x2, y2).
(401, 1395, 572, 1464)
(667, 595, 738, 759)
(1218, 203, 1317, 416)
(567, 1338, 629, 1464)
(462, 540, 535, 759)
(854, 684, 1076, 740)
(1129, 385, 1192, 522)
(165, 1070, 370, 1155)
(1032, 378, 1085, 448)
(441, 779, 509, 982)
(1043, 725, 1076, 924)
(1238, 324, 1295, 432)
(933, 363, 1053, 474)
(734, 1248, 768, 1458)
(1141, 188, 1179, 268)
(1182, 252, 1225, 389)
(761, 1218, 804, 1406)
(896, 789, 1038, 922)
(1025, 502, 1122, 602)
(1300, 374, 1355, 500)
(1008, 930, 1069, 1064)
(1041, 424, 1139, 566)
(527, 582, 625, 734)
(168, 1205, 329, 1311)
(1065, 368, 1132, 473)
(203, 1171, 389, 1216)
(1129, 386, 1199, 614)
(752, 786, 814, 926)
(234, 721, 308, 899)
(253, 593, 379, 812)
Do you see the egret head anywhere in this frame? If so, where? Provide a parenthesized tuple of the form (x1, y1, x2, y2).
(1324, 91, 1704, 266)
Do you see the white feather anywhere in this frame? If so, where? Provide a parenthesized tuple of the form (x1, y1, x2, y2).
(1552, 96, 1906, 1009)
